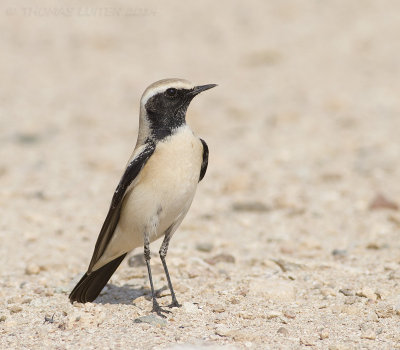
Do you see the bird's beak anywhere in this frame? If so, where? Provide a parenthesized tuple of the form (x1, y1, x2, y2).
(190, 84, 217, 96)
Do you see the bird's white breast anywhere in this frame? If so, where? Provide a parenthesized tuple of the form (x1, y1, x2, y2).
(93, 125, 203, 269)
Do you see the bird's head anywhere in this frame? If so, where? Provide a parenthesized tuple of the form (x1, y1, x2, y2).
(139, 78, 216, 141)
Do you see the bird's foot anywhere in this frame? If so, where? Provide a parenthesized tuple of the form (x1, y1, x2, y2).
(168, 299, 181, 308)
(152, 301, 171, 318)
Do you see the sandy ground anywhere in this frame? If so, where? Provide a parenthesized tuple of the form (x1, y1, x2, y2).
(1, 1, 400, 349)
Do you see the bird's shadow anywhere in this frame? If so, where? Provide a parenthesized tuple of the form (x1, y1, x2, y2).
(93, 283, 168, 305)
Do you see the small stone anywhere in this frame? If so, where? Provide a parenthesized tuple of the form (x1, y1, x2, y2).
(341, 305, 361, 315)
(239, 312, 256, 320)
(9, 305, 22, 314)
(128, 253, 146, 267)
(366, 242, 380, 250)
(339, 288, 354, 296)
(369, 194, 398, 211)
(356, 288, 376, 300)
(366, 311, 379, 322)
(195, 242, 213, 252)
(320, 288, 336, 297)
(231, 201, 270, 212)
(133, 315, 167, 327)
(331, 249, 347, 257)
(374, 290, 386, 300)
(375, 303, 394, 318)
(205, 253, 235, 265)
(361, 328, 376, 340)
(215, 324, 230, 337)
(44, 314, 55, 324)
(283, 310, 296, 319)
(222, 176, 251, 194)
(96, 311, 106, 326)
(271, 259, 304, 272)
(7, 297, 22, 304)
(394, 300, 400, 315)
(300, 337, 316, 346)
(212, 304, 226, 313)
(319, 328, 329, 339)
(188, 271, 200, 279)
(277, 327, 289, 336)
(0, 315, 6, 322)
(243, 50, 282, 67)
(25, 263, 40, 275)
(266, 311, 281, 319)
(280, 246, 294, 255)
(45, 290, 54, 297)
(174, 283, 189, 294)
(388, 215, 400, 228)
(230, 297, 240, 305)
(15, 132, 41, 144)
(365, 299, 377, 306)
(34, 287, 44, 295)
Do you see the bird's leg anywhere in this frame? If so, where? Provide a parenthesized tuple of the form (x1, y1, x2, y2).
(159, 232, 181, 308)
(144, 232, 170, 317)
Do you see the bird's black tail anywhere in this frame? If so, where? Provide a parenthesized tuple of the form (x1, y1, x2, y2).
(69, 253, 127, 303)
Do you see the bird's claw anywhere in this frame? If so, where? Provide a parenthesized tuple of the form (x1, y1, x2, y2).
(152, 302, 171, 318)
(168, 300, 181, 308)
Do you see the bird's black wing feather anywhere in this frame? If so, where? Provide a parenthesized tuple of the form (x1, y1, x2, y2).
(87, 141, 156, 272)
(70, 142, 155, 304)
(199, 139, 209, 182)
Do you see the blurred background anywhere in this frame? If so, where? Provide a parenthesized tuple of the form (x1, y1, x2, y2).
(1, 0, 400, 347)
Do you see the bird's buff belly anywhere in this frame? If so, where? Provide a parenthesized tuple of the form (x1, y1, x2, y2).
(93, 131, 202, 268)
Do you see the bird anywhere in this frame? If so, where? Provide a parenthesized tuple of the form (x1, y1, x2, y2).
(69, 78, 216, 316)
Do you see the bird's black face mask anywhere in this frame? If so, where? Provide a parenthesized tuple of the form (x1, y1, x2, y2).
(145, 84, 216, 141)
(145, 88, 194, 140)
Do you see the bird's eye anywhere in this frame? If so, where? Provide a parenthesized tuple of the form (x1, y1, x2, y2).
(165, 88, 178, 98)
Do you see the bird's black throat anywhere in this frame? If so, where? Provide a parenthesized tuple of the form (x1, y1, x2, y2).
(146, 107, 188, 140)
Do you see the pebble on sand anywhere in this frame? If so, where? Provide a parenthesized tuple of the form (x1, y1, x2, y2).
(212, 304, 226, 313)
(300, 337, 316, 346)
(375, 303, 394, 318)
(25, 263, 40, 275)
(319, 328, 330, 340)
(283, 309, 296, 319)
(231, 201, 270, 212)
(134, 315, 167, 327)
(127, 253, 146, 267)
(277, 327, 289, 336)
(215, 324, 231, 337)
(196, 242, 214, 252)
(205, 253, 235, 265)
(339, 288, 354, 296)
(361, 328, 376, 340)
(8, 306, 22, 314)
(369, 194, 399, 211)
(356, 288, 377, 300)
(266, 311, 281, 319)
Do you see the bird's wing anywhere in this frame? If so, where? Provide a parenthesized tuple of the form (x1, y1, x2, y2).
(87, 141, 156, 272)
(199, 139, 209, 182)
